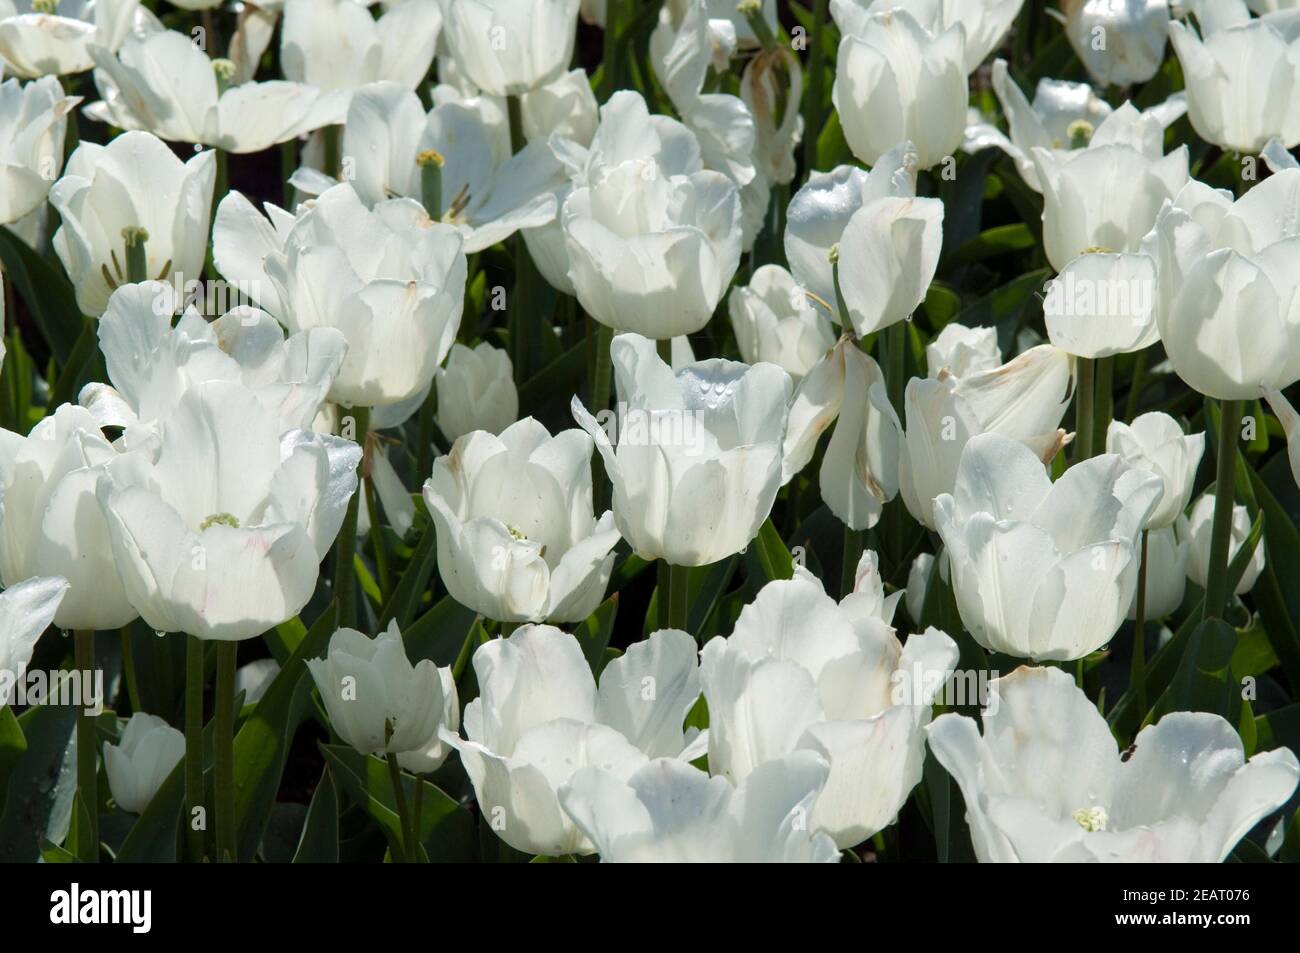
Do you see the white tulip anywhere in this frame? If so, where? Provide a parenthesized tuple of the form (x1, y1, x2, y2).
(1186, 493, 1265, 595)
(1147, 171, 1300, 400)
(520, 68, 598, 147)
(434, 341, 518, 442)
(728, 264, 835, 382)
(905, 551, 936, 624)
(934, 432, 1163, 660)
(1106, 413, 1205, 529)
(96, 379, 362, 641)
(1042, 250, 1160, 357)
(0, 405, 137, 631)
(898, 344, 1074, 529)
(832, 8, 968, 170)
(103, 712, 184, 814)
(306, 621, 459, 774)
(572, 333, 792, 566)
(781, 336, 902, 531)
(446, 625, 704, 856)
(0, 0, 152, 79)
(86, 30, 346, 153)
(1265, 386, 1300, 490)
(443, 0, 580, 97)
(741, 45, 804, 187)
(0, 76, 79, 225)
(0, 576, 67, 707)
(560, 753, 841, 862)
(281, 0, 443, 95)
(1128, 518, 1189, 620)
(700, 560, 957, 848)
(50, 131, 214, 317)
(833, 0, 1025, 74)
(422, 418, 619, 623)
(1060, 0, 1170, 86)
(925, 322, 1000, 377)
(928, 666, 1300, 861)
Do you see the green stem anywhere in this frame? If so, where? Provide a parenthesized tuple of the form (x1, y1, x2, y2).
(507, 96, 524, 155)
(600, 0, 621, 99)
(667, 563, 690, 632)
(830, 246, 849, 327)
(1093, 355, 1114, 454)
(119, 629, 141, 714)
(73, 629, 98, 863)
(323, 124, 342, 180)
(1131, 528, 1149, 717)
(802, 0, 829, 179)
(739, 0, 777, 51)
(185, 635, 205, 862)
(1203, 399, 1243, 621)
(1125, 349, 1148, 421)
(365, 473, 391, 603)
(386, 752, 415, 862)
(656, 336, 673, 364)
(416, 387, 438, 481)
(1074, 357, 1095, 462)
(214, 641, 237, 862)
(334, 406, 371, 629)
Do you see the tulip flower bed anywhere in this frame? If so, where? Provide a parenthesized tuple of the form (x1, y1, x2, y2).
(1, 0, 1299, 873)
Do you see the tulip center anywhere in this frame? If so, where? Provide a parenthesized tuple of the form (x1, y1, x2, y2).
(32, 0, 57, 12)
(199, 512, 241, 531)
(1071, 805, 1108, 833)
(1067, 120, 1094, 149)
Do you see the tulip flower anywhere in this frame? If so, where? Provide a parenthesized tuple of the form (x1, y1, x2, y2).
(103, 712, 185, 814)
(728, 264, 835, 382)
(1147, 171, 1300, 400)
(963, 58, 1186, 192)
(443, 0, 580, 97)
(934, 433, 1163, 660)
(833, 0, 1025, 75)
(832, 8, 968, 170)
(96, 379, 362, 641)
(572, 333, 792, 566)
(1265, 386, 1300, 490)
(0, 76, 79, 225)
(928, 666, 1300, 861)
(781, 336, 902, 531)
(1127, 519, 1189, 620)
(1042, 251, 1160, 358)
(925, 323, 1000, 378)
(0, 575, 67, 707)
(1105, 413, 1205, 529)
(520, 68, 598, 146)
(0, 405, 138, 631)
(0, 0, 152, 79)
(700, 560, 958, 848)
(446, 625, 705, 856)
(741, 44, 804, 187)
(898, 344, 1074, 529)
(306, 621, 459, 774)
(434, 341, 519, 442)
(86, 29, 347, 153)
(50, 131, 215, 317)
(1059, 0, 1170, 86)
(422, 418, 620, 624)
(905, 551, 937, 624)
(1186, 493, 1266, 595)
(1169, 3, 1300, 153)
(281, 0, 442, 95)
(559, 753, 841, 863)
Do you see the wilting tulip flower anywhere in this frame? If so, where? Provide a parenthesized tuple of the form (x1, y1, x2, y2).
(0, 576, 67, 707)
(559, 753, 840, 863)
(741, 44, 804, 186)
(1148, 171, 1300, 400)
(86, 29, 346, 153)
(934, 433, 1163, 660)
(833, 0, 1025, 74)
(1128, 519, 1189, 620)
(0, 76, 79, 225)
(832, 8, 967, 170)
(422, 418, 619, 623)
(103, 712, 185, 814)
(1059, 0, 1170, 86)
(572, 334, 791, 566)
(307, 621, 459, 774)
(0, 0, 151, 79)
(50, 131, 214, 317)
(1169, 3, 1300, 153)
(728, 265, 835, 382)
(1186, 493, 1266, 595)
(0, 405, 137, 631)
(281, 0, 442, 95)
(96, 379, 361, 641)
(700, 561, 957, 848)
(520, 68, 598, 146)
(252, 183, 466, 408)
(1106, 414, 1205, 529)
(928, 666, 1300, 861)
(443, 0, 580, 97)
(925, 323, 1000, 378)
(963, 59, 1187, 192)
(782, 336, 901, 531)
(898, 344, 1074, 529)
(446, 625, 705, 856)
(434, 341, 518, 442)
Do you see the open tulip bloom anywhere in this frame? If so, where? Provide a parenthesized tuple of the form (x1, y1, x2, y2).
(3, 0, 1300, 878)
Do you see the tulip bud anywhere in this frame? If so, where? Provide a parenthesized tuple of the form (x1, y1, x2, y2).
(1186, 493, 1266, 596)
(435, 342, 519, 442)
(103, 713, 185, 815)
(1106, 413, 1205, 529)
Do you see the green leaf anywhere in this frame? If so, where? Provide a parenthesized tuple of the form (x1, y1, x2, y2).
(687, 556, 739, 635)
(292, 767, 339, 863)
(1254, 704, 1300, 756)
(0, 706, 26, 815)
(379, 521, 438, 631)
(750, 519, 793, 582)
(1147, 618, 1238, 725)
(574, 594, 619, 674)
(403, 594, 479, 667)
(0, 702, 77, 862)
(115, 763, 184, 862)
(0, 225, 84, 365)
(1245, 466, 1300, 689)
(943, 224, 1036, 269)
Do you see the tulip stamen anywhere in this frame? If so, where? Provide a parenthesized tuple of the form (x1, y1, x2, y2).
(1072, 805, 1108, 832)
(155, 259, 173, 282)
(101, 264, 119, 292)
(199, 513, 241, 531)
(110, 248, 125, 282)
(445, 183, 471, 223)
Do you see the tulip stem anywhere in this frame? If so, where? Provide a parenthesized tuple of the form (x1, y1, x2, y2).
(119, 628, 141, 714)
(507, 96, 524, 156)
(214, 641, 237, 862)
(185, 634, 206, 862)
(1125, 350, 1148, 421)
(386, 752, 416, 862)
(364, 474, 391, 603)
(592, 323, 615, 412)
(334, 406, 371, 629)
(1093, 355, 1114, 454)
(739, 0, 778, 52)
(600, 0, 621, 99)
(656, 337, 673, 364)
(1131, 529, 1149, 716)
(73, 629, 98, 863)
(1203, 399, 1243, 621)
(802, 0, 829, 179)
(667, 563, 690, 631)
(323, 124, 342, 180)
(1074, 357, 1095, 462)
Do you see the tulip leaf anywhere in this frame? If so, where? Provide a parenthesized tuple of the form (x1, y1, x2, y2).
(1253, 704, 1300, 757)
(943, 224, 1036, 270)
(1147, 618, 1239, 726)
(749, 519, 794, 583)
(64, 790, 98, 862)
(318, 744, 476, 863)
(1281, 809, 1300, 864)
(518, 338, 586, 409)
(921, 283, 961, 331)
(114, 763, 184, 863)
(378, 521, 439, 631)
(292, 767, 339, 863)
(0, 702, 77, 862)
(1245, 466, 1300, 689)
(0, 706, 26, 816)
(687, 556, 739, 637)
(0, 226, 84, 366)
(575, 594, 619, 675)
(403, 594, 479, 667)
